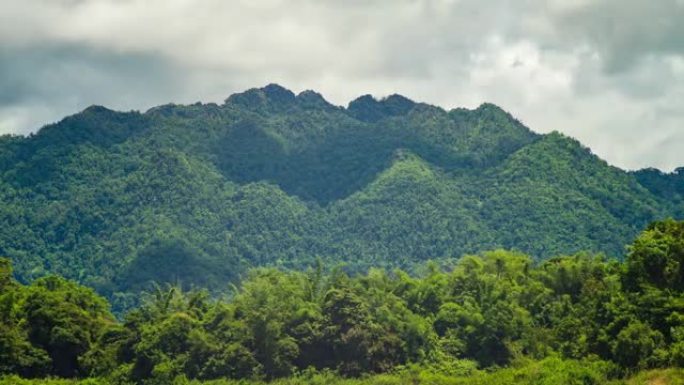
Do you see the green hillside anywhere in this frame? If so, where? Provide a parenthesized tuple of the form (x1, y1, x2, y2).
(0, 84, 680, 309)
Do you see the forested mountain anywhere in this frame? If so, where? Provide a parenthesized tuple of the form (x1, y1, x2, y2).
(0, 84, 681, 309)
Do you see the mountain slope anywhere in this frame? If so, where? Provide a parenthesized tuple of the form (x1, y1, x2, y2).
(0, 84, 680, 308)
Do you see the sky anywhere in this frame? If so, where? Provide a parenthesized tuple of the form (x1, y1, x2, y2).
(1, 0, 683, 171)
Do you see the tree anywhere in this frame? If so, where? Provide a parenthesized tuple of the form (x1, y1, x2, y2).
(21, 276, 113, 377)
(624, 219, 684, 292)
(612, 321, 665, 369)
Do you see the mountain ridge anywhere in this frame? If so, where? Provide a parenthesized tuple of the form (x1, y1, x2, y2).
(0, 84, 681, 311)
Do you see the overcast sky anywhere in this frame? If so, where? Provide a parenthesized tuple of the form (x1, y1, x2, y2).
(1, 0, 683, 171)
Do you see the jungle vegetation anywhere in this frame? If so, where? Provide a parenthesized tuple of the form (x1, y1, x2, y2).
(2, 220, 684, 384)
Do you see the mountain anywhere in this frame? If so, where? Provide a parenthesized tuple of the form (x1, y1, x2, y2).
(0, 84, 680, 309)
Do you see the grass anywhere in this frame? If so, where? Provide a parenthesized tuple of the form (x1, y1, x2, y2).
(2, 362, 683, 385)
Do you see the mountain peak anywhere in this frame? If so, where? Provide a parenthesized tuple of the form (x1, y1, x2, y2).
(347, 94, 381, 121)
(347, 93, 416, 122)
(296, 90, 337, 110)
(262, 83, 296, 103)
(382, 94, 416, 115)
(476, 102, 506, 112)
(224, 84, 296, 111)
(82, 105, 115, 115)
(348, 94, 376, 106)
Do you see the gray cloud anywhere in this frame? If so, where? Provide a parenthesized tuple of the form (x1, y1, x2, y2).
(0, 0, 682, 170)
(548, 0, 684, 73)
(0, 44, 186, 134)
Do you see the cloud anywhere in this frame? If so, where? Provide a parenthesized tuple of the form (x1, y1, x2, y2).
(0, 44, 184, 134)
(0, 0, 682, 170)
(547, 0, 684, 73)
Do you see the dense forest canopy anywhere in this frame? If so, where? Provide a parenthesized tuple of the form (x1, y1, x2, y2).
(0, 84, 682, 312)
(2, 220, 684, 384)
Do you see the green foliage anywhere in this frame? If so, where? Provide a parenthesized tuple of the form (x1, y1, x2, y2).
(2, 85, 684, 383)
(4, 221, 684, 383)
(8, 360, 684, 385)
(611, 321, 665, 369)
(0, 85, 680, 314)
(0, 265, 114, 378)
(624, 219, 684, 291)
(632, 168, 684, 218)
